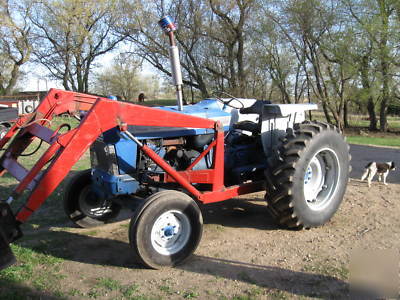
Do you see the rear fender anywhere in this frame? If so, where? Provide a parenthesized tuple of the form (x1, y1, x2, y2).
(261, 104, 318, 155)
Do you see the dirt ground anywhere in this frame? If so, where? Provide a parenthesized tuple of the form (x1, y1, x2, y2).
(12, 176, 400, 299)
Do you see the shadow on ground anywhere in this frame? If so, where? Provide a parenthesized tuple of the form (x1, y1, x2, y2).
(199, 197, 278, 230)
(21, 195, 278, 233)
(0, 279, 65, 299)
(13, 229, 354, 299)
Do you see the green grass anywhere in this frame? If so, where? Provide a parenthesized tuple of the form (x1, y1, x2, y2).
(0, 245, 64, 298)
(346, 136, 400, 148)
(346, 118, 400, 129)
(96, 277, 122, 291)
(311, 111, 400, 129)
(121, 284, 140, 298)
(310, 111, 400, 147)
(183, 290, 199, 299)
(159, 284, 174, 295)
(302, 260, 349, 280)
(86, 279, 147, 299)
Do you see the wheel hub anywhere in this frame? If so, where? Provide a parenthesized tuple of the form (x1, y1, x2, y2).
(304, 166, 313, 184)
(162, 225, 176, 239)
(151, 210, 191, 255)
(303, 148, 340, 211)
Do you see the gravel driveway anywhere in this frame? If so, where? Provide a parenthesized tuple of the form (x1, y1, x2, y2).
(349, 144, 400, 183)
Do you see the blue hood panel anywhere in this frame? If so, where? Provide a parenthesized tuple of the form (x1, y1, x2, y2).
(128, 99, 231, 139)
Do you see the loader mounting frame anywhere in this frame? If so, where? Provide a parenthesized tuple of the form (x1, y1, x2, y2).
(0, 89, 264, 227)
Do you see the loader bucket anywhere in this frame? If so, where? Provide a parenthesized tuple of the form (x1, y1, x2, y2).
(0, 203, 22, 270)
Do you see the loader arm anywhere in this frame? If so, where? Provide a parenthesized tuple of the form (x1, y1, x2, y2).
(0, 89, 219, 222)
(1, 89, 265, 221)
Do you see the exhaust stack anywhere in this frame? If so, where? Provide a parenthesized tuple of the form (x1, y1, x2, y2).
(158, 16, 184, 111)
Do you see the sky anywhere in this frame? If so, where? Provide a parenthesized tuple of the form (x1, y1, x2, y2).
(20, 51, 158, 92)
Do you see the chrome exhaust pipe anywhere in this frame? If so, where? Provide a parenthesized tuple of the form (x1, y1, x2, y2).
(158, 16, 184, 111)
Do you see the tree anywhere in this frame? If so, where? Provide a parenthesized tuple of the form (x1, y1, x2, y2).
(357, 43, 379, 130)
(29, 0, 127, 93)
(118, 0, 258, 98)
(93, 54, 163, 101)
(114, 0, 400, 131)
(0, 0, 32, 95)
(345, 0, 400, 131)
(94, 54, 142, 101)
(262, 0, 344, 126)
(251, 10, 308, 103)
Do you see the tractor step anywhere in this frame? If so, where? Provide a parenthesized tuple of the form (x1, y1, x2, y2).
(0, 203, 22, 270)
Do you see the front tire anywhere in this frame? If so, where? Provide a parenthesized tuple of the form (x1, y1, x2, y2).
(129, 190, 203, 269)
(64, 169, 121, 228)
(265, 121, 350, 229)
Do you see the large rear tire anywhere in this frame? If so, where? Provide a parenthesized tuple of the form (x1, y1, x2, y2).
(129, 190, 203, 269)
(64, 169, 121, 228)
(265, 121, 350, 229)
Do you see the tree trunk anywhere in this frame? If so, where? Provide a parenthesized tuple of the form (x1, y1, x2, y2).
(4, 64, 20, 95)
(330, 107, 342, 130)
(321, 101, 332, 124)
(367, 97, 378, 131)
(378, 0, 390, 132)
(360, 54, 378, 131)
(379, 59, 389, 132)
(344, 99, 349, 128)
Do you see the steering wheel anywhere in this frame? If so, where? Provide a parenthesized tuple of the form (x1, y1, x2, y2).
(214, 91, 244, 109)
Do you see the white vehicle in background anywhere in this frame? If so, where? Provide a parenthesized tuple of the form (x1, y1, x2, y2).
(0, 94, 41, 138)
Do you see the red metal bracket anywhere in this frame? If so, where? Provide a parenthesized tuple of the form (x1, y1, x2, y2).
(0, 89, 265, 224)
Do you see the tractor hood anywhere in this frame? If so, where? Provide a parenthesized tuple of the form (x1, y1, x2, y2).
(128, 99, 234, 139)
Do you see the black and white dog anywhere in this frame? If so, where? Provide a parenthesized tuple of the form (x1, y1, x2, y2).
(360, 162, 396, 187)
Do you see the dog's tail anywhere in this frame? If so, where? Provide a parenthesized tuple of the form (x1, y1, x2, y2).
(361, 162, 376, 181)
(364, 162, 374, 169)
(360, 168, 369, 181)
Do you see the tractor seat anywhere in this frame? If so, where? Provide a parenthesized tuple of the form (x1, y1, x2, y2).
(240, 100, 271, 115)
(233, 120, 259, 134)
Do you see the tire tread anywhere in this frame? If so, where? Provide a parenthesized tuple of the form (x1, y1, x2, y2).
(265, 121, 350, 229)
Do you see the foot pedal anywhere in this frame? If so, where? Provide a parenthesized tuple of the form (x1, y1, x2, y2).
(0, 203, 22, 270)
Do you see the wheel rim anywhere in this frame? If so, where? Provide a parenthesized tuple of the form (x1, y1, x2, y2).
(151, 210, 191, 256)
(78, 186, 112, 218)
(303, 148, 340, 211)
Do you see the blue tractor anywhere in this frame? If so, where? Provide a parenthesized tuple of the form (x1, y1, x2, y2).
(0, 17, 350, 270)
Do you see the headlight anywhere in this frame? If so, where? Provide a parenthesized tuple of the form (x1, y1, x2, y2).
(24, 105, 33, 113)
